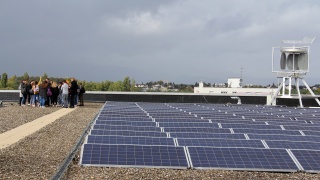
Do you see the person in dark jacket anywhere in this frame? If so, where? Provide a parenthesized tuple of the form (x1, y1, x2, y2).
(50, 82, 59, 107)
(39, 81, 48, 108)
(78, 83, 85, 106)
(20, 80, 27, 106)
(69, 78, 78, 108)
(45, 78, 51, 106)
(26, 80, 32, 105)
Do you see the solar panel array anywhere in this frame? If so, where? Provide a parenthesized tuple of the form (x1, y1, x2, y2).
(80, 102, 320, 173)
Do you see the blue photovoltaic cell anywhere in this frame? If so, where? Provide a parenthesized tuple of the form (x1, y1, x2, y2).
(301, 131, 320, 136)
(163, 127, 231, 133)
(90, 130, 167, 137)
(220, 124, 282, 130)
(95, 120, 156, 126)
(93, 124, 161, 132)
(291, 150, 320, 172)
(283, 126, 320, 131)
(100, 114, 146, 116)
(210, 120, 253, 124)
(177, 138, 264, 148)
(81, 144, 189, 168)
(87, 135, 175, 146)
(170, 133, 246, 139)
(155, 119, 210, 123)
(188, 147, 298, 171)
(247, 134, 320, 143)
(158, 122, 217, 128)
(99, 112, 146, 116)
(232, 129, 301, 135)
(265, 140, 320, 150)
(97, 117, 153, 121)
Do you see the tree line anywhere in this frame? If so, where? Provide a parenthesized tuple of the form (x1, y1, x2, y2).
(0, 72, 194, 92)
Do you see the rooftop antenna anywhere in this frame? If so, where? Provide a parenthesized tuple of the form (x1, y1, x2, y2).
(268, 36, 320, 107)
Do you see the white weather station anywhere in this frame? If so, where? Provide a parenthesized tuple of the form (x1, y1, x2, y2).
(269, 36, 320, 107)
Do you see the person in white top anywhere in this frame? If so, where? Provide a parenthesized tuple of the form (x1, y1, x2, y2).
(61, 80, 69, 108)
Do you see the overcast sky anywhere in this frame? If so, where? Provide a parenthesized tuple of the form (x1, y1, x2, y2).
(1, 0, 320, 85)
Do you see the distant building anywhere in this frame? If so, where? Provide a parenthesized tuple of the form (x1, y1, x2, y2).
(194, 80, 278, 105)
(227, 78, 242, 88)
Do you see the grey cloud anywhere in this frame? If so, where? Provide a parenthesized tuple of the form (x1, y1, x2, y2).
(1, 0, 320, 84)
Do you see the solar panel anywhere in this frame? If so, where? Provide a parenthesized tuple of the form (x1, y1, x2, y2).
(302, 131, 320, 136)
(155, 119, 210, 123)
(96, 117, 153, 121)
(93, 124, 161, 132)
(232, 129, 302, 135)
(159, 122, 217, 128)
(163, 127, 231, 133)
(81, 144, 189, 169)
(188, 147, 298, 171)
(283, 126, 320, 131)
(169, 132, 246, 139)
(291, 149, 320, 172)
(220, 124, 282, 130)
(86, 135, 175, 146)
(80, 101, 320, 172)
(90, 130, 167, 137)
(177, 138, 264, 148)
(247, 134, 320, 143)
(94, 120, 156, 126)
(265, 140, 320, 150)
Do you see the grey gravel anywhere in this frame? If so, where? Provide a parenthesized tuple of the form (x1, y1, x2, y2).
(0, 102, 60, 133)
(1, 101, 320, 179)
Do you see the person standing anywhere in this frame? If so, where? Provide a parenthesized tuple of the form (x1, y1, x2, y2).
(45, 78, 51, 106)
(57, 81, 63, 106)
(18, 80, 23, 106)
(39, 81, 48, 108)
(78, 83, 85, 106)
(61, 80, 69, 108)
(33, 81, 39, 107)
(20, 80, 27, 106)
(29, 81, 35, 106)
(69, 78, 78, 108)
(50, 82, 59, 107)
(26, 80, 32, 105)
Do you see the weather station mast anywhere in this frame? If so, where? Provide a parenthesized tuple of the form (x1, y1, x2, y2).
(268, 36, 320, 107)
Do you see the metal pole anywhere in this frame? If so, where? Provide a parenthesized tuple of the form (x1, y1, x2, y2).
(282, 77, 286, 96)
(269, 80, 284, 105)
(295, 77, 303, 108)
(301, 79, 320, 106)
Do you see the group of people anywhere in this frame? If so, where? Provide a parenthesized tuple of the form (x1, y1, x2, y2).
(18, 78, 86, 108)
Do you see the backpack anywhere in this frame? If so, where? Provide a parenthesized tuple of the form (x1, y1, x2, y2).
(20, 83, 27, 94)
(29, 88, 34, 95)
(47, 88, 52, 96)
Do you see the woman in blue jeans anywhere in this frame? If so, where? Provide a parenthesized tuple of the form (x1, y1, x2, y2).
(39, 81, 48, 108)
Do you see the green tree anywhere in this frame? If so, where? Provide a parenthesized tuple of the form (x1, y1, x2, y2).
(157, 80, 164, 86)
(84, 81, 95, 91)
(1, 73, 8, 88)
(42, 73, 48, 80)
(7, 75, 18, 89)
(101, 80, 112, 91)
(23, 72, 29, 81)
(109, 81, 123, 91)
(179, 86, 193, 93)
(131, 79, 137, 92)
(122, 76, 131, 91)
